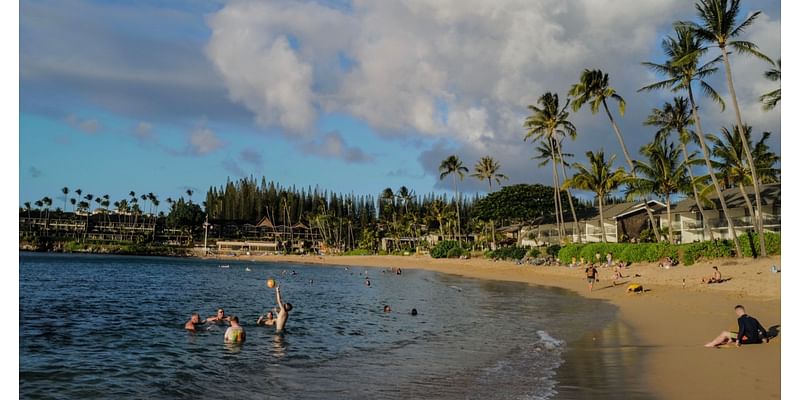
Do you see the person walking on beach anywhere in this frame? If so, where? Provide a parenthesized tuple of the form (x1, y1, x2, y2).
(704, 305, 769, 348)
(274, 285, 293, 333)
(585, 264, 599, 292)
(224, 316, 246, 344)
(185, 313, 205, 331)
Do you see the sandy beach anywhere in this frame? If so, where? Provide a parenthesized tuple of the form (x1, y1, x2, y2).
(211, 253, 781, 399)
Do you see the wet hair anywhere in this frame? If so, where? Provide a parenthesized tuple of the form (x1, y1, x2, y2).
(734, 305, 745, 311)
(284, 303, 293, 312)
(383, 305, 391, 312)
(217, 309, 224, 314)
(191, 312, 200, 318)
(411, 308, 418, 316)
(713, 266, 719, 270)
(267, 311, 274, 318)
(231, 316, 239, 323)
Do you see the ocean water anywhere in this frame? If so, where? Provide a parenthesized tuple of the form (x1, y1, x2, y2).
(19, 253, 651, 399)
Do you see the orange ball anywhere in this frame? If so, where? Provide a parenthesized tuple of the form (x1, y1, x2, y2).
(267, 279, 276, 288)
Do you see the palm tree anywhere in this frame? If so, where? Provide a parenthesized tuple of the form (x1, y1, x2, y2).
(570, 69, 661, 240)
(707, 125, 779, 229)
(760, 59, 780, 111)
(532, 138, 566, 241)
(84, 194, 94, 212)
(524, 92, 581, 242)
(471, 156, 509, 247)
(639, 25, 742, 255)
(438, 155, 469, 244)
(42, 197, 53, 224)
(563, 150, 628, 243)
(629, 140, 691, 243)
(644, 97, 714, 240)
(61, 187, 69, 211)
(685, 0, 773, 256)
(75, 188, 82, 198)
(24, 202, 31, 218)
(186, 189, 194, 203)
(70, 198, 76, 212)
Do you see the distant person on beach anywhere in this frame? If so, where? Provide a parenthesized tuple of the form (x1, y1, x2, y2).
(701, 267, 723, 284)
(594, 252, 601, 264)
(274, 285, 293, 333)
(612, 264, 625, 286)
(207, 308, 231, 324)
(184, 313, 205, 331)
(704, 305, 769, 348)
(585, 264, 599, 292)
(257, 311, 275, 326)
(606, 253, 613, 267)
(224, 316, 246, 344)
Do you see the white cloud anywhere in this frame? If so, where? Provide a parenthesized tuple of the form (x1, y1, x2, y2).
(66, 115, 102, 134)
(187, 126, 223, 155)
(205, 0, 779, 189)
(300, 131, 373, 163)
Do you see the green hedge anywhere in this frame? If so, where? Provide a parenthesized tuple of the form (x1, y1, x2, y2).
(487, 246, 528, 260)
(431, 241, 464, 259)
(558, 233, 780, 266)
(343, 248, 372, 256)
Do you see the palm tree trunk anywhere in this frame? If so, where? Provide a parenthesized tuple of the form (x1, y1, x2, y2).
(687, 86, 743, 257)
(553, 158, 566, 241)
(598, 195, 606, 243)
(679, 142, 714, 240)
(737, 181, 758, 250)
(666, 195, 673, 243)
(720, 45, 767, 257)
(554, 140, 581, 243)
(601, 99, 661, 242)
(452, 175, 462, 245)
(549, 155, 563, 243)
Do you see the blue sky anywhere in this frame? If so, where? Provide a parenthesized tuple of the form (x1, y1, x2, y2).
(20, 0, 780, 208)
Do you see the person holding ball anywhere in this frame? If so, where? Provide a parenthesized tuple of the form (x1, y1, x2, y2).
(274, 285, 293, 333)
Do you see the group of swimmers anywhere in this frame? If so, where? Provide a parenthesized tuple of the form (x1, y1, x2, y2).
(184, 285, 293, 344)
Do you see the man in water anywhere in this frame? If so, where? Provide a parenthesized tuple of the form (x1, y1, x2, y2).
(383, 305, 391, 313)
(184, 313, 205, 331)
(257, 311, 276, 326)
(224, 316, 246, 344)
(411, 308, 418, 316)
(207, 308, 231, 324)
(585, 264, 598, 292)
(275, 285, 293, 333)
(704, 305, 769, 347)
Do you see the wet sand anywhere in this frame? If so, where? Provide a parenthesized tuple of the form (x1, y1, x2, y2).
(211, 253, 781, 399)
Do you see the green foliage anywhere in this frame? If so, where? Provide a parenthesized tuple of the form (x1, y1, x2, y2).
(487, 246, 528, 260)
(739, 232, 780, 257)
(446, 247, 466, 258)
(167, 199, 205, 229)
(546, 244, 561, 257)
(343, 248, 372, 256)
(472, 184, 575, 223)
(527, 248, 541, 258)
(431, 241, 463, 259)
(681, 240, 735, 265)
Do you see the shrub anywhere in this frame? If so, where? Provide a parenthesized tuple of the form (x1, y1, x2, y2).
(739, 232, 781, 257)
(527, 248, 541, 258)
(546, 244, 561, 257)
(489, 245, 528, 260)
(446, 247, 465, 258)
(431, 241, 462, 259)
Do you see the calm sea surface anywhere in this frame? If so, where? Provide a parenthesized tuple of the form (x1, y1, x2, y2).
(20, 253, 651, 399)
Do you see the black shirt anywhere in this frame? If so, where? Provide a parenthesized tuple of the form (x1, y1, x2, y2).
(737, 314, 767, 344)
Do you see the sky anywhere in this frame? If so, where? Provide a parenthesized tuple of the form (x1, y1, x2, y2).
(19, 0, 781, 208)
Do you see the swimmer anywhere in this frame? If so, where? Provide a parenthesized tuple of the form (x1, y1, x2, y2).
(411, 308, 418, 316)
(207, 308, 231, 324)
(257, 311, 275, 326)
(383, 305, 391, 313)
(274, 285, 293, 333)
(365, 279, 371, 287)
(396, 268, 402, 275)
(224, 316, 246, 344)
(184, 313, 205, 331)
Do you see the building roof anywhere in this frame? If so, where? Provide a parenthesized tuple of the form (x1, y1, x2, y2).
(671, 183, 780, 213)
(256, 216, 275, 228)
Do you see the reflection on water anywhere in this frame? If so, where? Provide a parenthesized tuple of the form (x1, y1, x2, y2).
(21, 253, 648, 399)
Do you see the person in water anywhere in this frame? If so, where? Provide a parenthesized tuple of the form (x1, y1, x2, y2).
(224, 316, 246, 344)
(207, 308, 231, 324)
(411, 308, 418, 316)
(585, 264, 599, 292)
(184, 313, 205, 331)
(704, 305, 769, 348)
(701, 266, 723, 284)
(257, 311, 275, 326)
(383, 305, 391, 313)
(274, 285, 293, 333)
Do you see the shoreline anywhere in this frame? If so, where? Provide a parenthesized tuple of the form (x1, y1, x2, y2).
(207, 253, 780, 399)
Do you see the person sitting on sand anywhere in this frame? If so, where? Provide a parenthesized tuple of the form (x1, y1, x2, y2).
(701, 266, 723, 284)
(612, 264, 625, 286)
(704, 305, 769, 348)
(585, 264, 599, 292)
(224, 316, 246, 344)
(207, 308, 231, 324)
(274, 285, 293, 333)
(257, 311, 276, 326)
(658, 257, 676, 269)
(185, 313, 205, 331)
